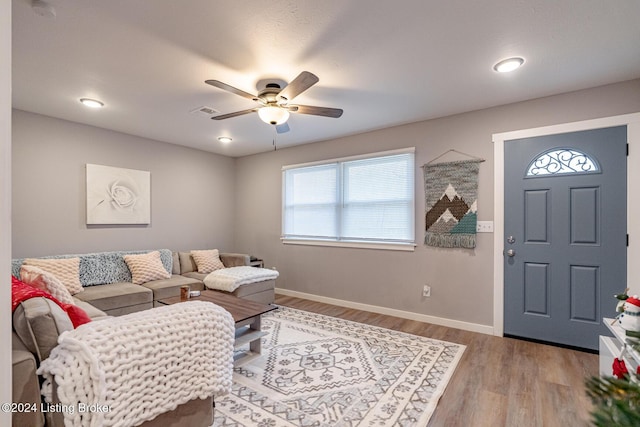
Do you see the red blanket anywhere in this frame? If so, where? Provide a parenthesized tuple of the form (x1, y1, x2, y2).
(12, 276, 91, 328)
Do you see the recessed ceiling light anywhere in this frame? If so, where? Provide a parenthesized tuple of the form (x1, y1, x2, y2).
(79, 98, 104, 108)
(217, 136, 232, 143)
(493, 57, 525, 73)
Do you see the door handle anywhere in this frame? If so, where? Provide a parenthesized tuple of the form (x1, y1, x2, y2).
(506, 249, 516, 257)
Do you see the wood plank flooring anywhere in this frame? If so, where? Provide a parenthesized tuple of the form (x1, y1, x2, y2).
(275, 294, 599, 427)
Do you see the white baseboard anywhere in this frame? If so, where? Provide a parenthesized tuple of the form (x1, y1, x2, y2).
(275, 287, 494, 335)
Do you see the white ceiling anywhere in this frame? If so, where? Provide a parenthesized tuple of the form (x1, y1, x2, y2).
(12, 0, 640, 157)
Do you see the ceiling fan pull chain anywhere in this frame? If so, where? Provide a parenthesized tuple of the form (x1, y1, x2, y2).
(273, 129, 278, 151)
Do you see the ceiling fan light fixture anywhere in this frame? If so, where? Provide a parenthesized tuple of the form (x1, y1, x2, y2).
(258, 106, 290, 125)
(493, 57, 525, 73)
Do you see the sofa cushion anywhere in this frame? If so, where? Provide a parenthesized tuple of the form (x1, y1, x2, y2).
(102, 303, 152, 316)
(13, 298, 73, 363)
(22, 257, 83, 294)
(124, 251, 171, 285)
(172, 252, 181, 275)
(141, 275, 204, 300)
(20, 265, 76, 305)
(178, 252, 198, 274)
(179, 252, 250, 273)
(72, 298, 109, 320)
(182, 271, 208, 282)
(74, 282, 153, 312)
(190, 249, 225, 274)
(219, 253, 250, 267)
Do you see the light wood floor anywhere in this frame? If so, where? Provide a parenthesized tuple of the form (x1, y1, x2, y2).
(275, 294, 598, 427)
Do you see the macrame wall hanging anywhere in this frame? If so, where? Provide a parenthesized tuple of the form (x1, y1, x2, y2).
(423, 150, 484, 249)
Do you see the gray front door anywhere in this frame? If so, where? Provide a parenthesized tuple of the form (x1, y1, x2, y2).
(504, 126, 627, 350)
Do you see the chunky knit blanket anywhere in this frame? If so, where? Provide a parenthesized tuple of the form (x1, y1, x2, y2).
(37, 301, 235, 427)
(204, 266, 279, 292)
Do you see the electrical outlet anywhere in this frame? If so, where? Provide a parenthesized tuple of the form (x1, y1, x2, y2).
(476, 221, 494, 233)
(422, 285, 431, 297)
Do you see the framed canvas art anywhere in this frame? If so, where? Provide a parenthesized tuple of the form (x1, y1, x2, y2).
(86, 164, 150, 225)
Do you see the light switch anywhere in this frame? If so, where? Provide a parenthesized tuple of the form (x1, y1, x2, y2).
(476, 221, 494, 233)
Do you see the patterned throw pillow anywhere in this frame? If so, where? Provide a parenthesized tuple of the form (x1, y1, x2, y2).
(123, 251, 171, 285)
(23, 257, 83, 295)
(191, 249, 226, 274)
(20, 265, 76, 305)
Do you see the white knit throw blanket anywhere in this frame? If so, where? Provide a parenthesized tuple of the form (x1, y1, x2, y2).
(204, 266, 279, 292)
(37, 301, 235, 427)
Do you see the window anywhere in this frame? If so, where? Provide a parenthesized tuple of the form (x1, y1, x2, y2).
(282, 148, 415, 250)
(525, 148, 600, 177)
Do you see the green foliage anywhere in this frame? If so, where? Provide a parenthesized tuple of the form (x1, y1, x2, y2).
(586, 376, 640, 427)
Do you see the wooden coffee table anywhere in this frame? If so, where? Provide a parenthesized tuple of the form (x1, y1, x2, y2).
(157, 290, 277, 367)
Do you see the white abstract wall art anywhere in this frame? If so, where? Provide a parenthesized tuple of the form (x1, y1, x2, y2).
(86, 164, 150, 225)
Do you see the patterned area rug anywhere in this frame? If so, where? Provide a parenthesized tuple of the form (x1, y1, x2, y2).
(213, 306, 465, 427)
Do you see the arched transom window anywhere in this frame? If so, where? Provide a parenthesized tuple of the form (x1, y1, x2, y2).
(525, 148, 600, 177)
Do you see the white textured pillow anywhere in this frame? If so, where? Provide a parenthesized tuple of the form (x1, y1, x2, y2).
(123, 251, 171, 285)
(19, 265, 76, 305)
(23, 257, 83, 295)
(191, 249, 225, 274)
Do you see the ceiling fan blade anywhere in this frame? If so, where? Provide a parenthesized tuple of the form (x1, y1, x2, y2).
(276, 123, 290, 134)
(289, 104, 343, 118)
(211, 108, 258, 120)
(277, 71, 319, 103)
(205, 80, 258, 102)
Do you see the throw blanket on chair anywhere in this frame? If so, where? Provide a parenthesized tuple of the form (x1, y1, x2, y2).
(37, 301, 235, 427)
(204, 266, 279, 292)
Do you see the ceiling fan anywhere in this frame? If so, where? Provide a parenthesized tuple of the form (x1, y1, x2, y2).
(205, 71, 343, 134)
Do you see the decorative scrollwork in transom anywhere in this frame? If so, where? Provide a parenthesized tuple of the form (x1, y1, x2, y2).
(525, 148, 600, 177)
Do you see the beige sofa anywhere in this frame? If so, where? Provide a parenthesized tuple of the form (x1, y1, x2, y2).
(12, 297, 215, 427)
(11, 249, 274, 316)
(11, 248, 276, 427)
(177, 251, 276, 305)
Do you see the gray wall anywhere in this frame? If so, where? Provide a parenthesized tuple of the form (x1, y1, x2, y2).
(11, 80, 640, 329)
(12, 110, 237, 258)
(234, 79, 640, 328)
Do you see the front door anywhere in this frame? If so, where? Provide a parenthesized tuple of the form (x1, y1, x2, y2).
(504, 126, 627, 350)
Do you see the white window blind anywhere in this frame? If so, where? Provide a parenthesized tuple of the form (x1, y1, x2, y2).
(282, 149, 415, 247)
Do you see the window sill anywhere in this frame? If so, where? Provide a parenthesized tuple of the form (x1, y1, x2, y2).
(281, 238, 416, 252)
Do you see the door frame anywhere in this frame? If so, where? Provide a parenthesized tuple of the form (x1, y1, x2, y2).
(492, 112, 640, 337)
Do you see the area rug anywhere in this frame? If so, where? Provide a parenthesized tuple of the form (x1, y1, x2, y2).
(213, 306, 465, 427)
